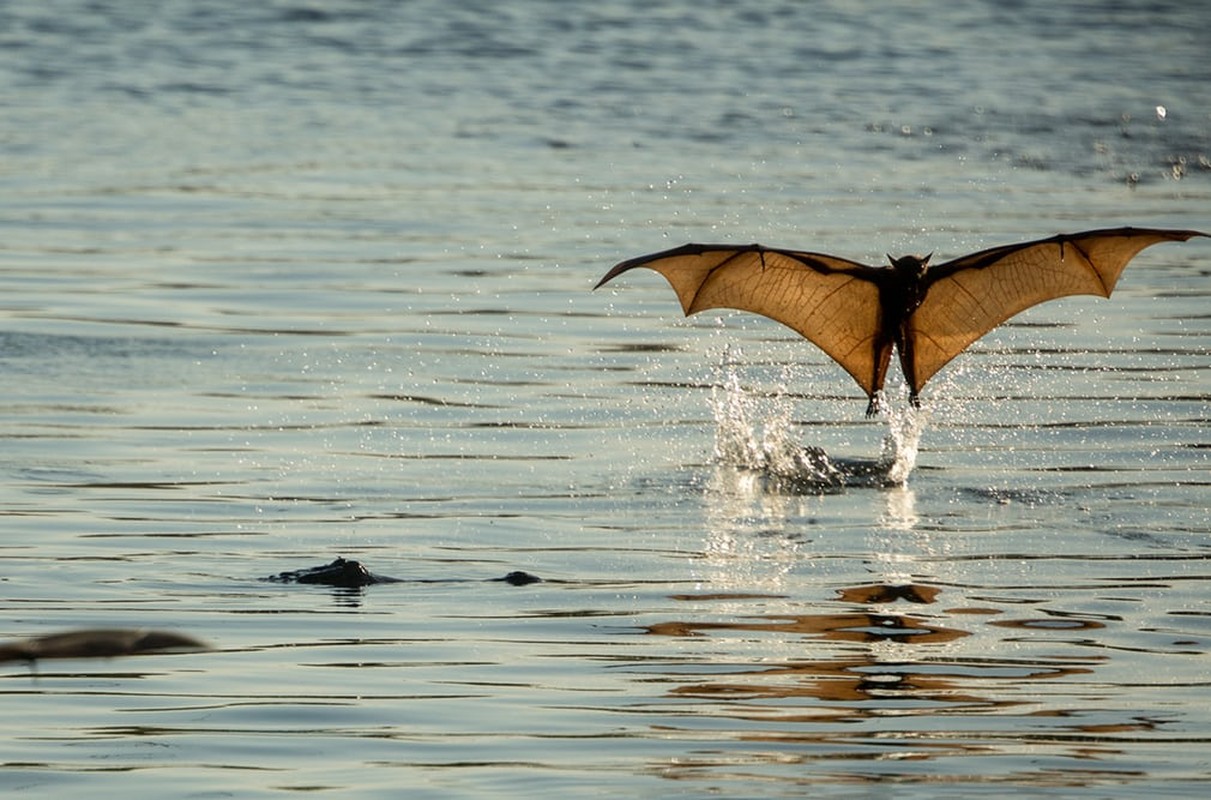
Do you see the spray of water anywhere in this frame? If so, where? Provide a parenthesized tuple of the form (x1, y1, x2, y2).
(709, 349, 926, 489)
(877, 396, 929, 485)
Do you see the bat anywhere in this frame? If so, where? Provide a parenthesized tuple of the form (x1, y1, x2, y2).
(595, 227, 1207, 415)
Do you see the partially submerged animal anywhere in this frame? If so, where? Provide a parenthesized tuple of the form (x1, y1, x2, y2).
(265, 556, 399, 586)
(0, 628, 208, 664)
(0, 561, 541, 665)
(263, 557, 541, 588)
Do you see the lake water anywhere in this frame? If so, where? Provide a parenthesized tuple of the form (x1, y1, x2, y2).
(2, 1, 1210, 797)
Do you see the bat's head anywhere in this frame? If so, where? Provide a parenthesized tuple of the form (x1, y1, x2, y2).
(887, 253, 932, 278)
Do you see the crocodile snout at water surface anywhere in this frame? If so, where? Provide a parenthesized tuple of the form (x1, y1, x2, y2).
(263, 557, 541, 589)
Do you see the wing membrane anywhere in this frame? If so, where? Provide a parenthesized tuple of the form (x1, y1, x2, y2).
(598, 244, 887, 395)
(906, 227, 1205, 389)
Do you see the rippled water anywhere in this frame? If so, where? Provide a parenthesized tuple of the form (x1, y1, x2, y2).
(2, 1, 1210, 797)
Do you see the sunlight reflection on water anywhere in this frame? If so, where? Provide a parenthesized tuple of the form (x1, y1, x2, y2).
(2, 0, 1210, 796)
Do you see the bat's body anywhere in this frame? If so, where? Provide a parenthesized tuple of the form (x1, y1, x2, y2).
(596, 227, 1206, 415)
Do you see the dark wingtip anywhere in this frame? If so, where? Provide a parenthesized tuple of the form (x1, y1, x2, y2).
(596, 242, 720, 290)
(593, 264, 624, 291)
(594, 257, 643, 291)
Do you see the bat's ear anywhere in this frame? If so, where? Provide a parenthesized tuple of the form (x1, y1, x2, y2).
(923, 252, 933, 265)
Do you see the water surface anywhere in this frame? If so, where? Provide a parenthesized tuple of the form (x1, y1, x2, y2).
(2, 1, 1210, 797)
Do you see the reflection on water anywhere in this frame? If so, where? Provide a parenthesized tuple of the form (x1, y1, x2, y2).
(879, 485, 919, 531)
(635, 579, 1143, 783)
(2, 0, 1209, 795)
(647, 602, 970, 645)
(676, 429, 1211, 789)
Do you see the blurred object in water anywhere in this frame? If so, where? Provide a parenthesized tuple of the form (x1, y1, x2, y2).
(0, 628, 209, 663)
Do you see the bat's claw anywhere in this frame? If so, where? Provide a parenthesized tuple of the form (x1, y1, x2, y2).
(866, 391, 923, 417)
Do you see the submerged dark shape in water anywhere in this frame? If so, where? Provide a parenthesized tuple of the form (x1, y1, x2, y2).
(753, 445, 903, 493)
(266, 556, 399, 586)
(598, 227, 1208, 415)
(264, 557, 541, 588)
(0, 628, 209, 663)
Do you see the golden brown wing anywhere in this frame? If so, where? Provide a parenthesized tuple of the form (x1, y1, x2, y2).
(597, 244, 889, 396)
(905, 227, 1207, 392)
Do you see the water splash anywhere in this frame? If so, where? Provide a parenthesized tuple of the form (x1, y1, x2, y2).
(709, 351, 927, 490)
(876, 393, 929, 485)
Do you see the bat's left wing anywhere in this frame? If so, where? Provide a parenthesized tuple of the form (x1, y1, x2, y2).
(906, 227, 1208, 392)
(596, 244, 889, 397)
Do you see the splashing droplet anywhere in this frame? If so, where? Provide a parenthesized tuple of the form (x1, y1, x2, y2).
(708, 351, 924, 489)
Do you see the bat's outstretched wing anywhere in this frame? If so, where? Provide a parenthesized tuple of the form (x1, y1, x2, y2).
(905, 227, 1208, 391)
(596, 244, 889, 396)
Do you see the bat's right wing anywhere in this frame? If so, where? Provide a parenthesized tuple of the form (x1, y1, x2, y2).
(596, 244, 888, 397)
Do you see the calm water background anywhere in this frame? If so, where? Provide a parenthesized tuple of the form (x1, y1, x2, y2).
(2, 1, 1210, 797)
